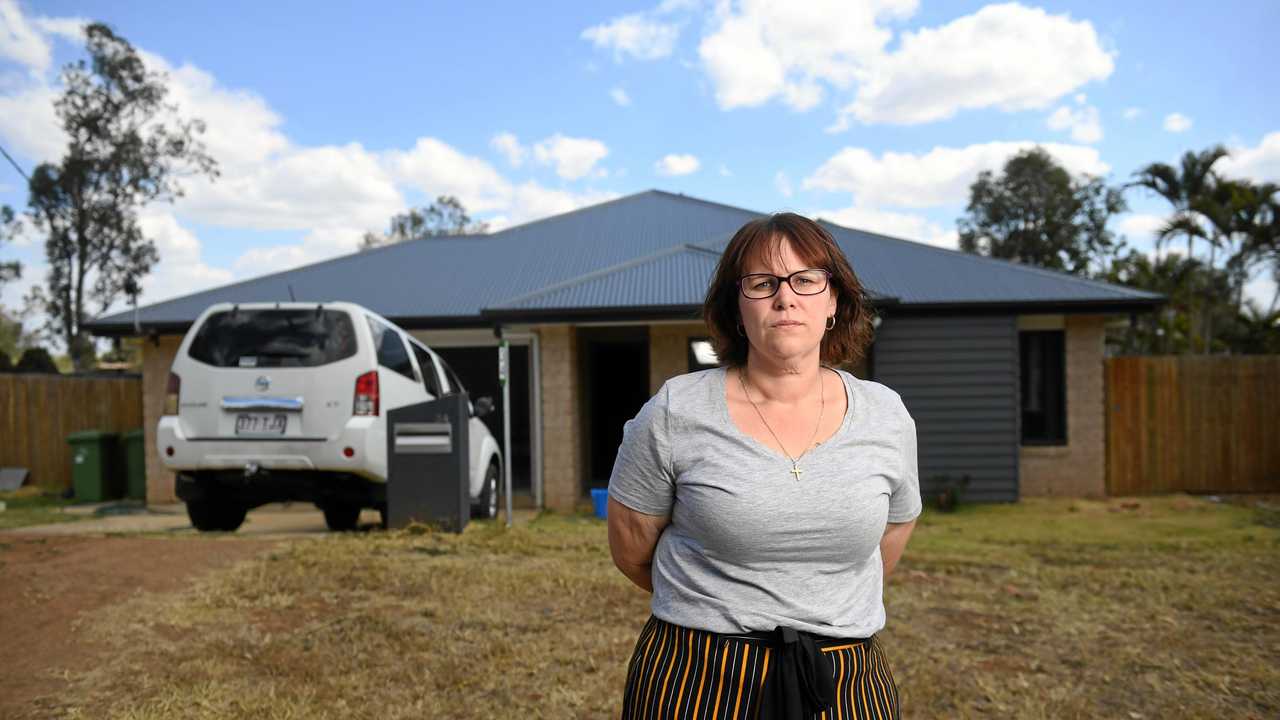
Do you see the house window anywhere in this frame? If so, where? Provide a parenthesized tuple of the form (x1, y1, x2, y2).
(1020, 330, 1066, 445)
(688, 337, 720, 372)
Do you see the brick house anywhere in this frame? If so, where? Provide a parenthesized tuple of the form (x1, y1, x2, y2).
(85, 190, 1164, 511)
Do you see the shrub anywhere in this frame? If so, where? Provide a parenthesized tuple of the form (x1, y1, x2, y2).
(15, 347, 59, 374)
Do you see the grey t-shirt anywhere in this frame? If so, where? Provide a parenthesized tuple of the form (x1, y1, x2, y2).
(608, 365, 922, 638)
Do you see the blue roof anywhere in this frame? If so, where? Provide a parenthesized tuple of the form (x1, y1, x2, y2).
(87, 189, 1162, 334)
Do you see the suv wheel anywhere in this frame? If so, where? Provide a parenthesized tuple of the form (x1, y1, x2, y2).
(472, 462, 499, 520)
(322, 503, 362, 531)
(186, 500, 247, 532)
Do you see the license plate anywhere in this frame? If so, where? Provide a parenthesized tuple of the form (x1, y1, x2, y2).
(235, 413, 287, 435)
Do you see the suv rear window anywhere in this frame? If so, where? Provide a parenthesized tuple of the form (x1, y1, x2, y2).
(187, 309, 358, 368)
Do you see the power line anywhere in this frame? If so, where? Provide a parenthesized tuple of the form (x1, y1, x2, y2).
(0, 142, 30, 183)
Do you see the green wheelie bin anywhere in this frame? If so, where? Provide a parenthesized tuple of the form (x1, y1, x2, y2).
(67, 430, 121, 503)
(121, 428, 146, 501)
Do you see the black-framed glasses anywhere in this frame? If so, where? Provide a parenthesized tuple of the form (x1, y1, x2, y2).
(737, 269, 831, 299)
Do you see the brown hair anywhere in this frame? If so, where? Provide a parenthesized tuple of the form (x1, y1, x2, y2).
(702, 213, 876, 368)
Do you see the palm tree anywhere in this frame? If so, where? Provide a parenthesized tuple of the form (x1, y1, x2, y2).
(1189, 181, 1280, 352)
(1227, 299, 1280, 354)
(1130, 145, 1229, 262)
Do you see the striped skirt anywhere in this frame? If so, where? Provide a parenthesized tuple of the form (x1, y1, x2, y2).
(621, 615, 901, 720)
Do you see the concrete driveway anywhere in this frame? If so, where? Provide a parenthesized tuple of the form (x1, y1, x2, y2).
(5, 502, 541, 536)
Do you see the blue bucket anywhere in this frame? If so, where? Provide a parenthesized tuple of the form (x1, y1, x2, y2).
(590, 488, 609, 519)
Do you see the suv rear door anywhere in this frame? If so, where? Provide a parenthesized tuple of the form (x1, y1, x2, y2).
(180, 307, 362, 440)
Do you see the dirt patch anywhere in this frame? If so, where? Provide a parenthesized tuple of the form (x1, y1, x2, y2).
(0, 533, 275, 719)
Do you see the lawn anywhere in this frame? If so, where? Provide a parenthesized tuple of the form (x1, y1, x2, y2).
(45, 495, 1280, 719)
(0, 487, 86, 530)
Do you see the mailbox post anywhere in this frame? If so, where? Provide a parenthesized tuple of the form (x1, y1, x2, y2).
(385, 393, 470, 532)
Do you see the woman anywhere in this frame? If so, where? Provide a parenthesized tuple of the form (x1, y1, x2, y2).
(607, 213, 921, 719)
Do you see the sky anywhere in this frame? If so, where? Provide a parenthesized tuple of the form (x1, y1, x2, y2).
(1, 0, 1278, 339)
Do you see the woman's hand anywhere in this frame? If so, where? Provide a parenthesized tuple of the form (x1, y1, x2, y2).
(880, 518, 917, 581)
(607, 498, 670, 593)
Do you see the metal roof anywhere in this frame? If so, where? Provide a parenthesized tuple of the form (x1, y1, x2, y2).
(87, 189, 1162, 335)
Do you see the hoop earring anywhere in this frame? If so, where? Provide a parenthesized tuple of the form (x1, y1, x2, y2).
(825, 315, 836, 331)
(736, 323, 746, 337)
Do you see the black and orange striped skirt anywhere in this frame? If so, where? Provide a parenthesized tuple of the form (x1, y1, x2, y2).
(621, 614, 901, 720)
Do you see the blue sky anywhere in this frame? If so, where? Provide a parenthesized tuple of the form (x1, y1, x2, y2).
(2, 0, 1278, 330)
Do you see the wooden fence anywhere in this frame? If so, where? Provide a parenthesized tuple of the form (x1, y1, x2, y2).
(1106, 355, 1280, 495)
(0, 373, 143, 491)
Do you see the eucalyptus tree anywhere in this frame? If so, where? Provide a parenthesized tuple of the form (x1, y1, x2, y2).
(25, 23, 218, 369)
(958, 147, 1127, 277)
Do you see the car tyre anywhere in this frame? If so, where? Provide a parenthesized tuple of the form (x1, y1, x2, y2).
(186, 500, 247, 532)
(472, 461, 499, 520)
(323, 503, 362, 531)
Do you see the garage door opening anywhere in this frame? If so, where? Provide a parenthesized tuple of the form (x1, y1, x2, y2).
(432, 345, 533, 497)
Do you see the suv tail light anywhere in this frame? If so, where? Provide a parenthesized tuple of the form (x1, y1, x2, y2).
(164, 372, 181, 415)
(354, 370, 379, 416)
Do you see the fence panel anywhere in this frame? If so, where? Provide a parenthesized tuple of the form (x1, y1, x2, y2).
(1106, 356, 1280, 494)
(0, 373, 144, 491)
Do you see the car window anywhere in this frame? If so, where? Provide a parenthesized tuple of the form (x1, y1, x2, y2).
(366, 316, 415, 380)
(409, 343, 442, 397)
(440, 358, 465, 396)
(187, 308, 358, 368)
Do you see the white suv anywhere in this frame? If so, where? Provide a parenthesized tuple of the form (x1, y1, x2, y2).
(158, 301, 503, 532)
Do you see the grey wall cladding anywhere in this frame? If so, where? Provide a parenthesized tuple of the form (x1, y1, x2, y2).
(872, 313, 1019, 503)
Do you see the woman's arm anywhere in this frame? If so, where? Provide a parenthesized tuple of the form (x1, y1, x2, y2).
(880, 518, 917, 581)
(608, 498, 670, 593)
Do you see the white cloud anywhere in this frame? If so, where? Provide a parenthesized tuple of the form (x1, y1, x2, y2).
(698, 0, 913, 111)
(1046, 102, 1102, 144)
(718, 164, 733, 177)
(1219, 131, 1280, 183)
(134, 211, 234, 305)
(0, 0, 54, 73)
(1122, 107, 1141, 120)
(388, 137, 512, 213)
(609, 86, 631, 106)
(0, 1, 621, 310)
(655, 153, 700, 176)
(507, 183, 619, 225)
(804, 141, 1110, 209)
(1118, 213, 1165, 243)
(774, 170, 792, 198)
(389, 138, 617, 225)
(490, 131, 526, 167)
(835, 3, 1114, 127)
(582, 13, 680, 61)
(0, 82, 63, 163)
(30, 15, 88, 43)
(1163, 112, 1192, 133)
(690, 2, 1113, 127)
(139, 51, 289, 171)
(532, 134, 609, 180)
(819, 204, 957, 249)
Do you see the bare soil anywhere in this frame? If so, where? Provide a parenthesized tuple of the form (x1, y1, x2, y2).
(0, 533, 274, 719)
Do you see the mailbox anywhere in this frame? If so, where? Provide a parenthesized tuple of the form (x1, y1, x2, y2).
(385, 393, 470, 532)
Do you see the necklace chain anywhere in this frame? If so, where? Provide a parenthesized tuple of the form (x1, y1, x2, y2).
(737, 366, 825, 480)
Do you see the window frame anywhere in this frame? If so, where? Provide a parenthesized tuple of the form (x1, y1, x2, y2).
(365, 315, 417, 381)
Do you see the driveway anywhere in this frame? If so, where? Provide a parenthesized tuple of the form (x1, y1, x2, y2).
(5, 502, 386, 536)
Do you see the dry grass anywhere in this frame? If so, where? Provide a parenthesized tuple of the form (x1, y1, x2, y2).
(44, 495, 1280, 719)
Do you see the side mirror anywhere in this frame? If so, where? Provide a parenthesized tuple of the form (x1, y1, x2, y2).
(474, 396, 494, 418)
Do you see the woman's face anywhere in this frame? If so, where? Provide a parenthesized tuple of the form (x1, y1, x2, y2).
(737, 236, 837, 365)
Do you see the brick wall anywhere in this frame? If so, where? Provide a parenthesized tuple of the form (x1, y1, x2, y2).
(537, 325, 581, 512)
(648, 322, 709, 394)
(1018, 314, 1107, 497)
(143, 334, 182, 504)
